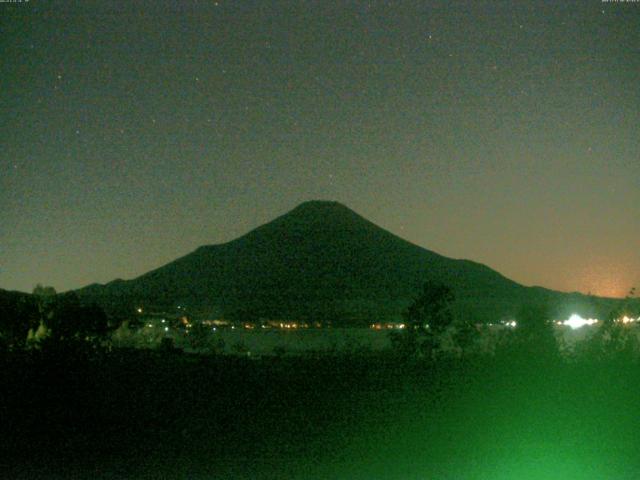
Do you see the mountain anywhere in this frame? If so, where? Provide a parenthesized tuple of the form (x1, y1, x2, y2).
(77, 201, 622, 324)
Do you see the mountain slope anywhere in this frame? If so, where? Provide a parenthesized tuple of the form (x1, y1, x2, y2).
(77, 201, 616, 323)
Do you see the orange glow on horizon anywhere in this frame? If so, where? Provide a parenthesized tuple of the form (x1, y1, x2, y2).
(574, 261, 635, 298)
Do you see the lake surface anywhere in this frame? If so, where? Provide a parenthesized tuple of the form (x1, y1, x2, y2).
(175, 327, 394, 355)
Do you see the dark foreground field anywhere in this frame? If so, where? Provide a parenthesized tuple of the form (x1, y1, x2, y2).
(1, 348, 640, 479)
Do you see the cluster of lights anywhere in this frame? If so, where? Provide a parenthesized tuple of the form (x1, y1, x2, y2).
(370, 323, 406, 330)
(133, 309, 639, 335)
(558, 314, 639, 330)
(277, 322, 308, 329)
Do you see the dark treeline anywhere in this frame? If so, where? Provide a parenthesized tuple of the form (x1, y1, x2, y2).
(0, 285, 110, 351)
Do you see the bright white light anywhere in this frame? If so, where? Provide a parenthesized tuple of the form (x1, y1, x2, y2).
(565, 314, 587, 329)
(505, 320, 517, 328)
(563, 314, 597, 330)
(164, 327, 169, 332)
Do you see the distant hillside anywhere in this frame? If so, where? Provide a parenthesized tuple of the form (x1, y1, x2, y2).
(77, 201, 626, 324)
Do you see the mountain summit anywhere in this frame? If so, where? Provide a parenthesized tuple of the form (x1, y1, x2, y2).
(78, 201, 598, 323)
(285, 200, 362, 219)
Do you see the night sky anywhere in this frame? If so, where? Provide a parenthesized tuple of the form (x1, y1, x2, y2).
(2, 1, 639, 297)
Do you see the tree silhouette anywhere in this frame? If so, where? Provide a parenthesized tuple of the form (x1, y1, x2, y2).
(32, 284, 57, 324)
(580, 287, 640, 361)
(30, 286, 109, 346)
(0, 290, 39, 348)
(503, 303, 558, 360)
(393, 281, 455, 357)
(404, 282, 455, 333)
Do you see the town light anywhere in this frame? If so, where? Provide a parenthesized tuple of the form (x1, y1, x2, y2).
(563, 314, 597, 330)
